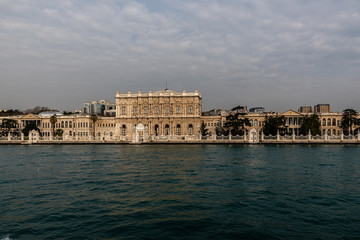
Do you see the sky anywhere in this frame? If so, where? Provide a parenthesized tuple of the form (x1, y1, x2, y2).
(0, 0, 359, 112)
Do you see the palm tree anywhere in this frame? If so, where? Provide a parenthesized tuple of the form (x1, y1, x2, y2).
(341, 109, 358, 135)
(90, 114, 98, 138)
(50, 115, 57, 136)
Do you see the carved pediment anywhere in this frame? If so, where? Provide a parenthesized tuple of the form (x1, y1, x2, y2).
(280, 110, 302, 116)
(20, 114, 40, 119)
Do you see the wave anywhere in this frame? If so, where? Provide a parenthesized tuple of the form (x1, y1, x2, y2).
(1, 234, 11, 240)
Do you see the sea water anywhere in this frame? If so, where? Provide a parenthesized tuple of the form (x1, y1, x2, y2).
(1, 144, 359, 239)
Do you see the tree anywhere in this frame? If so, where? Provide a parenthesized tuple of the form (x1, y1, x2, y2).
(216, 126, 228, 136)
(0, 109, 23, 116)
(1, 119, 18, 136)
(24, 106, 57, 114)
(90, 114, 98, 137)
(263, 116, 287, 136)
(224, 112, 250, 135)
(22, 121, 40, 136)
(50, 115, 57, 136)
(231, 105, 246, 113)
(199, 122, 209, 136)
(341, 109, 359, 135)
(299, 114, 321, 136)
(54, 129, 64, 137)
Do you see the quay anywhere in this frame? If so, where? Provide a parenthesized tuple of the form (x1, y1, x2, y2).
(0, 131, 359, 145)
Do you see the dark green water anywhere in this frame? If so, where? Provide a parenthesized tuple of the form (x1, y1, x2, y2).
(1, 145, 359, 240)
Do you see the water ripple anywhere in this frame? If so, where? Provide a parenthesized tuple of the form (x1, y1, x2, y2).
(1, 145, 360, 239)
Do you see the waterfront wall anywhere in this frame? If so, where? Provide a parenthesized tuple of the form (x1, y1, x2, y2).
(1, 132, 359, 144)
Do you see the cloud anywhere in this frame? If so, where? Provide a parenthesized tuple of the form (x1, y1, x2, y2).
(0, 0, 359, 111)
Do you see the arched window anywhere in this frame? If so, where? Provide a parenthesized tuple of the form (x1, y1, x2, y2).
(122, 125, 126, 136)
(155, 124, 159, 136)
(69, 121, 72, 128)
(165, 124, 170, 135)
(333, 129, 336, 135)
(254, 119, 258, 127)
(322, 118, 326, 126)
(322, 129, 326, 135)
(98, 132, 101, 136)
(176, 124, 181, 135)
(249, 120, 253, 126)
(188, 124, 193, 135)
(65, 121, 68, 128)
(327, 118, 331, 126)
(327, 129, 331, 135)
(332, 118, 336, 126)
(61, 121, 64, 128)
(110, 132, 113, 137)
(69, 131, 72, 136)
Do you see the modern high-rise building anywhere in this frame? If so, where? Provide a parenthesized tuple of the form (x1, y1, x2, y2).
(314, 104, 331, 113)
(299, 106, 313, 113)
(83, 100, 115, 115)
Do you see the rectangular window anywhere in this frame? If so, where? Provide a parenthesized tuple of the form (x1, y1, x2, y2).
(188, 105, 194, 114)
(165, 106, 169, 114)
(144, 106, 148, 114)
(122, 106, 126, 115)
(154, 106, 159, 114)
(133, 106, 137, 115)
(176, 105, 181, 114)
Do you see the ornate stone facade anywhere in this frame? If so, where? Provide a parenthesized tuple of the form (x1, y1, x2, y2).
(115, 89, 202, 141)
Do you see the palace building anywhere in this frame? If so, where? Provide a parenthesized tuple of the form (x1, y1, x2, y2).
(114, 89, 202, 141)
(0, 89, 358, 143)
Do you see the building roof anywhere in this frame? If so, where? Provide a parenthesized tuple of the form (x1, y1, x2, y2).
(38, 111, 63, 116)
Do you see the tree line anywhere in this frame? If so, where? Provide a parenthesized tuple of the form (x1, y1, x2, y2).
(201, 108, 360, 136)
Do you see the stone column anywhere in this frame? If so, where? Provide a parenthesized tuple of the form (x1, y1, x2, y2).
(292, 131, 295, 142)
(229, 130, 232, 140)
(341, 131, 344, 141)
(8, 133, 11, 141)
(276, 130, 280, 142)
(261, 130, 264, 142)
(308, 129, 311, 141)
(21, 132, 24, 141)
(324, 131, 328, 142)
(358, 132, 360, 141)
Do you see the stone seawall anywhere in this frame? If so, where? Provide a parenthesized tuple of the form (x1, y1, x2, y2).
(1, 139, 359, 145)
